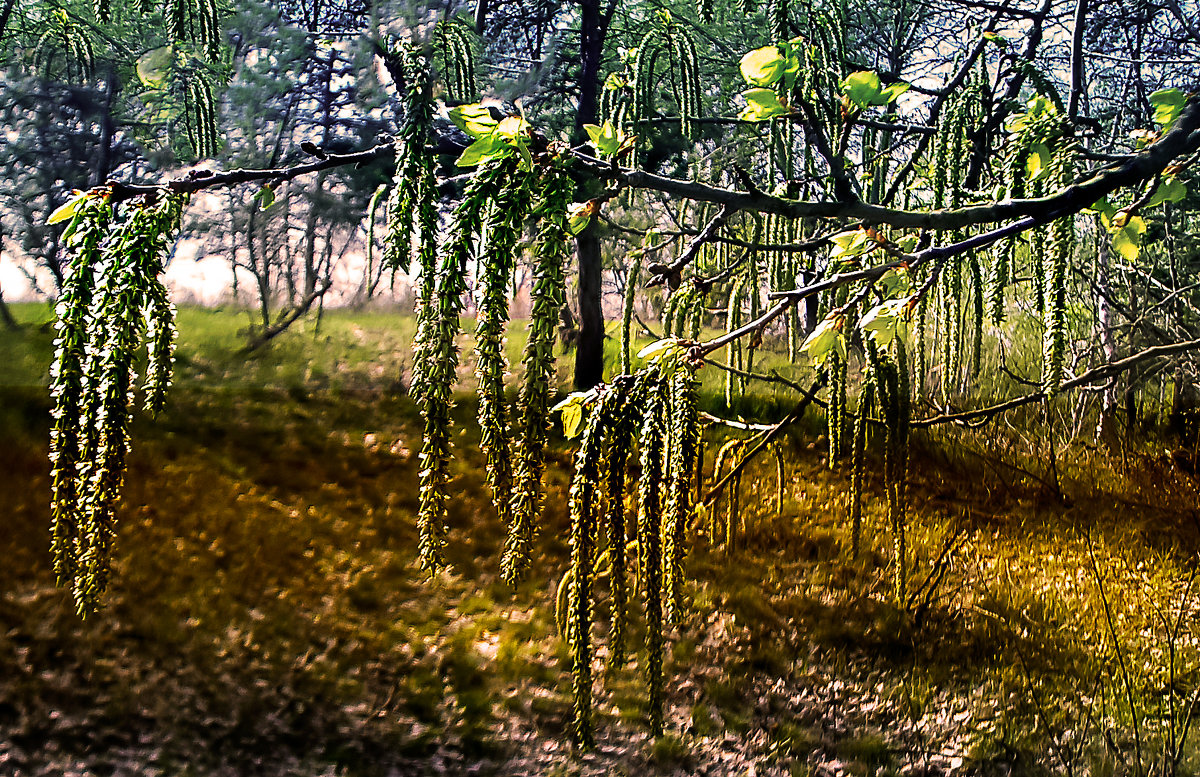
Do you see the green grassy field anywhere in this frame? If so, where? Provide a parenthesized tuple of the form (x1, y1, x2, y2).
(3, 303, 1200, 776)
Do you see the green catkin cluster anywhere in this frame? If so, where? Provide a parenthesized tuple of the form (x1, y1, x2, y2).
(628, 16, 701, 151)
(50, 195, 112, 595)
(36, 11, 94, 81)
(865, 338, 911, 600)
(601, 385, 636, 670)
(411, 164, 504, 574)
(769, 0, 788, 45)
(143, 269, 177, 415)
(661, 285, 685, 337)
(725, 273, 746, 409)
(987, 238, 1012, 325)
(669, 25, 701, 140)
(849, 380, 874, 557)
(364, 183, 388, 289)
(504, 161, 573, 586)
(744, 220, 763, 377)
(1043, 148, 1075, 392)
(562, 367, 690, 746)
(166, 0, 221, 60)
(636, 372, 668, 736)
(433, 20, 477, 103)
(663, 367, 699, 625)
(185, 76, 219, 158)
(566, 394, 607, 748)
(711, 438, 741, 543)
(968, 250, 984, 376)
(826, 352, 847, 467)
(914, 296, 926, 396)
(384, 45, 437, 279)
(50, 189, 184, 616)
(475, 160, 534, 528)
(1029, 180, 1047, 316)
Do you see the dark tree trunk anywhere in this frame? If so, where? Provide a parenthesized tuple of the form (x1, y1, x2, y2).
(574, 225, 605, 388)
(571, 0, 612, 390)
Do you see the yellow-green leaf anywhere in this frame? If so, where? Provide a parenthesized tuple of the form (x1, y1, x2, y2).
(1025, 143, 1051, 181)
(495, 115, 528, 139)
(738, 88, 787, 122)
(739, 46, 786, 87)
(1149, 88, 1186, 129)
(567, 201, 593, 235)
(47, 191, 87, 225)
(842, 71, 882, 110)
(799, 315, 846, 367)
(562, 403, 584, 439)
(455, 135, 510, 167)
(859, 297, 911, 347)
(584, 121, 623, 157)
(448, 104, 499, 139)
(1146, 178, 1187, 208)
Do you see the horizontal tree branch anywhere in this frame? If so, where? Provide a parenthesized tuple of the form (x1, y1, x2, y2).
(106, 142, 397, 202)
(912, 336, 1200, 428)
(574, 95, 1200, 231)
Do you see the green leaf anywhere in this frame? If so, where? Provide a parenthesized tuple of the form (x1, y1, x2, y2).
(495, 115, 528, 139)
(562, 403, 584, 439)
(1025, 143, 1051, 182)
(455, 134, 510, 167)
(842, 71, 882, 110)
(567, 201, 593, 236)
(136, 45, 174, 89)
(47, 191, 88, 225)
(1146, 178, 1187, 208)
(982, 31, 1008, 48)
(604, 73, 628, 90)
(877, 82, 910, 105)
(878, 267, 911, 296)
(636, 338, 683, 364)
(1149, 88, 1186, 129)
(551, 390, 594, 438)
(551, 391, 591, 413)
(859, 297, 911, 347)
(829, 229, 873, 261)
(584, 121, 623, 157)
(799, 315, 846, 368)
(739, 46, 786, 87)
(780, 39, 804, 90)
(738, 88, 788, 122)
(1110, 216, 1147, 261)
(1088, 197, 1117, 226)
(252, 184, 275, 210)
(448, 104, 499, 139)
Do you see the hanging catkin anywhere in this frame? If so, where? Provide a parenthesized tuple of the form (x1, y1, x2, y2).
(50, 190, 184, 616)
(664, 367, 699, 625)
(505, 160, 573, 585)
(636, 372, 667, 736)
(475, 160, 534, 528)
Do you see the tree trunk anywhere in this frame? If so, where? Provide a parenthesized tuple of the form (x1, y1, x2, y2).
(571, 0, 609, 390)
(574, 226, 605, 389)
